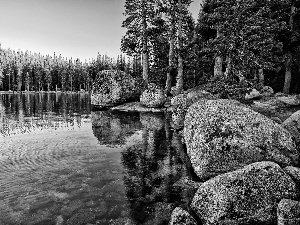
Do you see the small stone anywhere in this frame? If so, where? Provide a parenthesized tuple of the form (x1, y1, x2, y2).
(245, 88, 262, 100)
(277, 199, 300, 225)
(261, 86, 274, 96)
(169, 207, 197, 225)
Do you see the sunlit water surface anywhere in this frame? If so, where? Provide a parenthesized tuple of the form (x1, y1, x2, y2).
(0, 93, 194, 225)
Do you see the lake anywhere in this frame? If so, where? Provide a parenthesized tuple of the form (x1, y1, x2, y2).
(0, 93, 197, 225)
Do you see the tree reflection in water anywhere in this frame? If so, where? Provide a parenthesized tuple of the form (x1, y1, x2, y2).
(121, 112, 197, 224)
(0, 93, 91, 136)
(91, 110, 142, 147)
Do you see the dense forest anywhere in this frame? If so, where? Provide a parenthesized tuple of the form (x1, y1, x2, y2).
(122, 0, 300, 97)
(0, 47, 143, 92)
(1, 0, 300, 96)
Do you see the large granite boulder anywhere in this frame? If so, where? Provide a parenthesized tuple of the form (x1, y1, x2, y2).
(184, 99, 299, 180)
(171, 89, 215, 130)
(191, 161, 299, 225)
(91, 70, 142, 107)
(282, 110, 300, 144)
(140, 83, 166, 108)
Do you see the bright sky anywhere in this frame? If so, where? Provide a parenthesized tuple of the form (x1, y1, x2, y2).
(0, 0, 201, 62)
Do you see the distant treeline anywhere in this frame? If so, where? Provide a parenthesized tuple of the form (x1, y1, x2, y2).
(0, 45, 143, 92)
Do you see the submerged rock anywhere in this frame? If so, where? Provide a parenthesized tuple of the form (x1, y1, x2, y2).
(140, 83, 166, 108)
(91, 70, 142, 107)
(191, 161, 299, 225)
(170, 207, 197, 225)
(184, 99, 299, 180)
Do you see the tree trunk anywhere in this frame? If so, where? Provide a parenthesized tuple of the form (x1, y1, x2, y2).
(224, 56, 232, 78)
(141, 0, 149, 86)
(214, 29, 223, 78)
(283, 51, 292, 94)
(175, 0, 183, 95)
(165, 17, 175, 95)
(258, 68, 264, 85)
(283, 6, 295, 94)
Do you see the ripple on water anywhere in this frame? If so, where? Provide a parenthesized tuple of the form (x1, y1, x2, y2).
(0, 120, 128, 225)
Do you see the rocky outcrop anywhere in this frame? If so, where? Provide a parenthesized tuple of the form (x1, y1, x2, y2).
(191, 161, 299, 225)
(91, 70, 142, 107)
(140, 83, 166, 108)
(277, 199, 300, 225)
(170, 207, 197, 225)
(282, 110, 300, 144)
(184, 99, 299, 180)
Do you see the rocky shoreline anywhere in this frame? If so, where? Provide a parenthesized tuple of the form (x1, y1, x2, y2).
(91, 73, 300, 224)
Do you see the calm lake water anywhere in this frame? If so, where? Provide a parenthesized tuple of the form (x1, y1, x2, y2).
(0, 93, 196, 225)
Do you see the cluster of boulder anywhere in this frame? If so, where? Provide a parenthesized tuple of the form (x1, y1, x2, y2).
(169, 97, 300, 224)
(91, 72, 300, 224)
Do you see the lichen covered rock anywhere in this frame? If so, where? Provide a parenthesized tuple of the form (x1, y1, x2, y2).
(140, 83, 166, 108)
(192, 161, 299, 225)
(184, 99, 299, 180)
(170, 207, 197, 225)
(91, 70, 142, 107)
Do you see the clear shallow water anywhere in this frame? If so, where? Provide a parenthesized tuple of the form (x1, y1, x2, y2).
(0, 93, 195, 225)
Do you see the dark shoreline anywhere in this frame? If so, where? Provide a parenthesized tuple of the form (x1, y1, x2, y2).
(0, 91, 90, 94)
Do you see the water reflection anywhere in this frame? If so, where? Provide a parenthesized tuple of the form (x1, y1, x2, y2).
(121, 112, 195, 225)
(0, 93, 91, 136)
(0, 93, 195, 225)
(91, 111, 142, 147)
